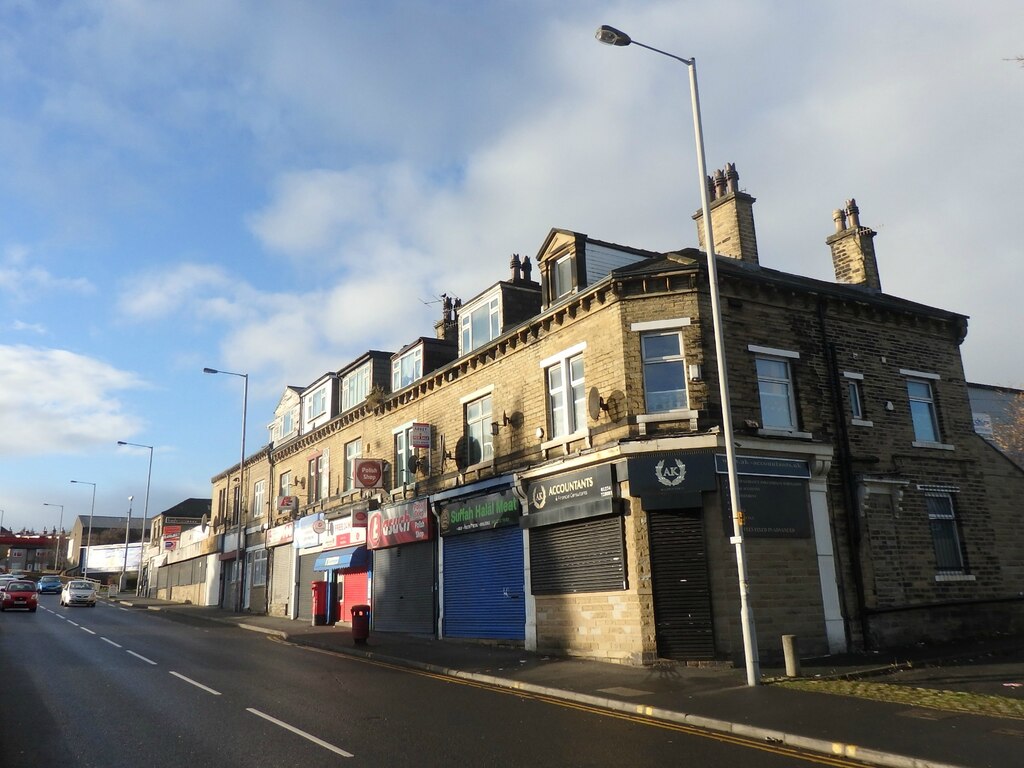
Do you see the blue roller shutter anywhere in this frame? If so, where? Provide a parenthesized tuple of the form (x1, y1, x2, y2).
(442, 526, 525, 640)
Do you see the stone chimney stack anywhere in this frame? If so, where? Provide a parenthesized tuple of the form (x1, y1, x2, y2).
(434, 293, 461, 342)
(826, 199, 881, 292)
(692, 162, 759, 265)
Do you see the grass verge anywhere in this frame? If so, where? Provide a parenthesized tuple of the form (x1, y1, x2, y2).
(772, 679, 1024, 720)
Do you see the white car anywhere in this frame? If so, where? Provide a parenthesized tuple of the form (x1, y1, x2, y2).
(60, 580, 98, 607)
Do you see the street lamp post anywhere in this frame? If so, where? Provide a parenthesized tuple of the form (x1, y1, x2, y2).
(43, 503, 65, 571)
(118, 441, 153, 596)
(71, 480, 97, 580)
(120, 496, 134, 593)
(204, 367, 248, 612)
(596, 24, 760, 686)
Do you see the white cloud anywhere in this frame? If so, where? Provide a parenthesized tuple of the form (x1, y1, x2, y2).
(0, 345, 145, 456)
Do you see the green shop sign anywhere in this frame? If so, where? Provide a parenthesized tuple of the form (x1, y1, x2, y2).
(439, 489, 521, 536)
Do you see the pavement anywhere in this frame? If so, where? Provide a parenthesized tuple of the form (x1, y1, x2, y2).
(107, 593, 1024, 768)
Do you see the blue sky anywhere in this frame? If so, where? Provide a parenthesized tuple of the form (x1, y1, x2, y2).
(2, 1, 1022, 534)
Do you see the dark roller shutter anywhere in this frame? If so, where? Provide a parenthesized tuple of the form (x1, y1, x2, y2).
(530, 516, 625, 595)
(443, 526, 525, 640)
(648, 510, 715, 660)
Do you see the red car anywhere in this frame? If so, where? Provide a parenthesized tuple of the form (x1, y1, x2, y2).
(1, 580, 38, 612)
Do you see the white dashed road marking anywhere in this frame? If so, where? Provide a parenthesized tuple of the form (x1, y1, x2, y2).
(169, 671, 222, 696)
(246, 708, 354, 757)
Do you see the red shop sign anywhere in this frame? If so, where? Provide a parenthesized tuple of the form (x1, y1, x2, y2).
(367, 499, 433, 550)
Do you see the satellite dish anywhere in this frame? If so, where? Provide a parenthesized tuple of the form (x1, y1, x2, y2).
(587, 387, 608, 421)
(200, 514, 208, 534)
(604, 390, 627, 423)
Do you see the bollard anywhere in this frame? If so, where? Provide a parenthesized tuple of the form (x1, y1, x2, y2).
(782, 634, 801, 677)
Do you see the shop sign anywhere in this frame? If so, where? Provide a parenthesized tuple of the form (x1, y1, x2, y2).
(353, 459, 384, 489)
(716, 456, 812, 538)
(411, 422, 432, 449)
(277, 495, 299, 513)
(526, 464, 614, 515)
(628, 453, 718, 509)
(266, 521, 294, 547)
(293, 512, 326, 549)
(330, 515, 367, 547)
(439, 489, 520, 536)
(164, 516, 202, 528)
(367, 499, 433, 550)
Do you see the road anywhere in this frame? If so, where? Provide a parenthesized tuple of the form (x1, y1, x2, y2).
(1, 594, 880, 767)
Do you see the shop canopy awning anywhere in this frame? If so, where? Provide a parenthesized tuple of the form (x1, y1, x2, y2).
(313, 545, 370, 572)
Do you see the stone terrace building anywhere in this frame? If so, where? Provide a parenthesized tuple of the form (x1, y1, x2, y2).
(207, 167, 1024, 666)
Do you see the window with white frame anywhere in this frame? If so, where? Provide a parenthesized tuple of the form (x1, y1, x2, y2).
(754, 351, 799, 430)
(251, 549, 268, 587)
(842, 371, 869, 423)
(392, 348, 422, 390)
(553, 253, 574, 299)
(925, 492, 964, 572)
(344, 438, 362, 491)
(279, 471, 292, 498)
(342, 364, 371, 412)
(394, 425, 415, 486)
(282, 410, 295, 436)
(641, 331, 688, 412)
(465, 394, 493, 465)
(460, 296, 500, 354)
(848, 380, 863, 419)
(252, 479, 266, 518)
(306, 387, 327, 421)
(307, 452, 328, 502)
(907, 378, 940, 443)
(544, 345, 586, 438)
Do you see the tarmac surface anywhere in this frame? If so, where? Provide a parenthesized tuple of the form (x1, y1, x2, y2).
(109, 594, 1024, 768)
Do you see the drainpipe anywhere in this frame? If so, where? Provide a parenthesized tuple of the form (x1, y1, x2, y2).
(817, 298, 871, 649)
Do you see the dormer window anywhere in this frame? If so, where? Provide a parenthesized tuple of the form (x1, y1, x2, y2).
(342, 363, 371, 411)
(282, 411, 294, 436)
(392, 348, 422, 390)
(553, 253, 574, 299)
(459, 295, 500, 355)
(306, 387, 327, 420)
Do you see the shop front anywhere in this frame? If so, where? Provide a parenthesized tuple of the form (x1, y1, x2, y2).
(520, 463, 634, 659)
(266, 521, 294, 618)
(315, 507, 370, 623)
(367, 498, 435, 635)
(627, 450, 842, 661)
(435, 476, 525, 641)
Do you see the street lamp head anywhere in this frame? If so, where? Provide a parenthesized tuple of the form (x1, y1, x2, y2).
(596, 25, 631, 46)
(117, 440, 127, 446)
(128, 495, 134, 502)
(203, 367, 219, 375)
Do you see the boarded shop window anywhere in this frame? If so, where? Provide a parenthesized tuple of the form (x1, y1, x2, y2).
(529, 516, 626, 595)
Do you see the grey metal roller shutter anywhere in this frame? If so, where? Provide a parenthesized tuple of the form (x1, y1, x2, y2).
(443, 526, 525, 640)
(648, 509, 715, 660)
(269, 545, 295, 617)
(371, 542, 435, 634)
